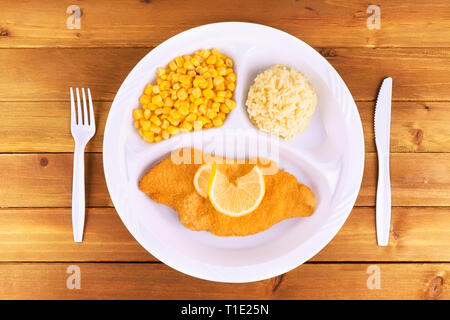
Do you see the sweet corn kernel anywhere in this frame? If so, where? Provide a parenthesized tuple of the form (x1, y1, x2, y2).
(225, 99, 236, 110)
(144, 84, 153, 95)
(225, 90, 233, 99)
(177, 88, 188, 100)
(212, 117, 223, 127)
(193, 120, 203, 131)
(164, 97, 174, 107)
(178, 103, 190, 116)
(143, 136, 154, 143)
(144, 109, 152, 120)
(220, 104, 230, 113)
(152, 95, 164, 107)
(206, 55, 217, 65)
(170, 109, 182, 120)
(181, 121, 193, 131)
(140, 95, 150, 105)
(175, 56, 184, 66)
(168, 116, 180, 126)
(203, 89, 215, 99)
(214, 96, 225, 103)
(213, 76, 224, 86)
(192, 87, 202, 99)
(227, 73, 236, 82)
(217, 66, 227, 76)
(150, 124, 161, 133)
(157, 67, 166, 76)
(189, 103, 198, 113)
(133, 109, 143, 120)
(161, 119, 170, 129)
(167, 126, 179, 135)
(141, 120, 151, 131)
(162, 130, 170, 140)
(159, 80, 171, 91)
(154, 135, 163, 142)
(148, 103, 158, 111)
(185, 113, 197, 122)
(199, 49, 211, 59)
(169, 60, 177, 71)
(198, 116, 210, 125)
(206, 109, 217, 119)
(154, 108, 164, 115)
(198, 104, 207, 115)
(150, 115, 162, 126)
(212, 102, 220, 112)
(217, 112, 226, 121)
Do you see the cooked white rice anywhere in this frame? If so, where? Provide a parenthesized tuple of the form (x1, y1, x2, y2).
(245, 64, 317, 139)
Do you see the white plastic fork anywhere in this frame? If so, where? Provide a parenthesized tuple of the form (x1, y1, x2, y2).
(70, 87, 96, 242)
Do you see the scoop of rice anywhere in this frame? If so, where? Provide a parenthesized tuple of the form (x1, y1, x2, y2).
(245, 64, 317, 139)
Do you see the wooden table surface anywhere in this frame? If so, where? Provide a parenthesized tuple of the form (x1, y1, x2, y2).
(0, 0, 449, 300)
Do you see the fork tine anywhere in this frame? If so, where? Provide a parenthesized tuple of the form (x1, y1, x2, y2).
(70, 87, 76, 125)
(75, 88, 83, 125)
(87, 88, 95, 128)
(82, 88, 89, 126)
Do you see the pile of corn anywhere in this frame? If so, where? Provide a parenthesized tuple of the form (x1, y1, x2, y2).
(133, 49, 237, 143)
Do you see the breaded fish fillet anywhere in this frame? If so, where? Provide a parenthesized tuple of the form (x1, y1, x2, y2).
(139, 148, 316, 236)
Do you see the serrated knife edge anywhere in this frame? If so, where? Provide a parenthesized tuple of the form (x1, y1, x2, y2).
(374, 77, 392, 154)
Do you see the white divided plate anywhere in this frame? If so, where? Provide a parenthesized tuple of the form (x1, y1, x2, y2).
(103, 22, 365, 283)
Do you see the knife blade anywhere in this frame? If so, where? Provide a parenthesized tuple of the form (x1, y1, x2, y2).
(374, 77, 392, 246)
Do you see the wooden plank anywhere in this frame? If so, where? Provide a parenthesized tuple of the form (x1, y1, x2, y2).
(358, 101, 450, 153)
(1, 0, 450, 48)
(1, 207, 449, 263)
(0, 153, 111, 207)
(356, 153, 450, 206)
(1, 101, 448, 153)
(0, 153, 449, 207)
(0, 101, 109, 153)
(0, 208, 152, 262)
(0, 262, 447, 299)
(0, 48, 450, 101)
(314, 207, 450, 262)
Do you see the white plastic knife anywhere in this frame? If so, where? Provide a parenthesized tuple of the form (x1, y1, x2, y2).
(374, 77, 392, 246)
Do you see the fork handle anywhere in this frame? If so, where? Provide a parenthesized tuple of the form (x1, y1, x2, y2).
(72, 142, 86, 242)
(376, 152, 391, 246)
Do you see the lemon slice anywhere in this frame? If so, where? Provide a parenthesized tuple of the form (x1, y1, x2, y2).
(207, 163, 265, 217)
(193, 163, 212, 198)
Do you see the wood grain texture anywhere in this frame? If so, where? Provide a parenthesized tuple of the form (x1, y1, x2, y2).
(0, 101, 110, 152)
(358, 101, 450, 153)
(0, 208, 151, 262)
(0, 262, 447, 299)
(1, 153, 449, 208)
(1, 207, 449, 263)
(1, 101, 448, 153)
(0, 47, 450, 102)
(1, 0, 450, 48)
(357, 153, 450, 206)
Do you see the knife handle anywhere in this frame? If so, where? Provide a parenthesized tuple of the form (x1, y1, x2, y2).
(376, 152, 391, 246)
